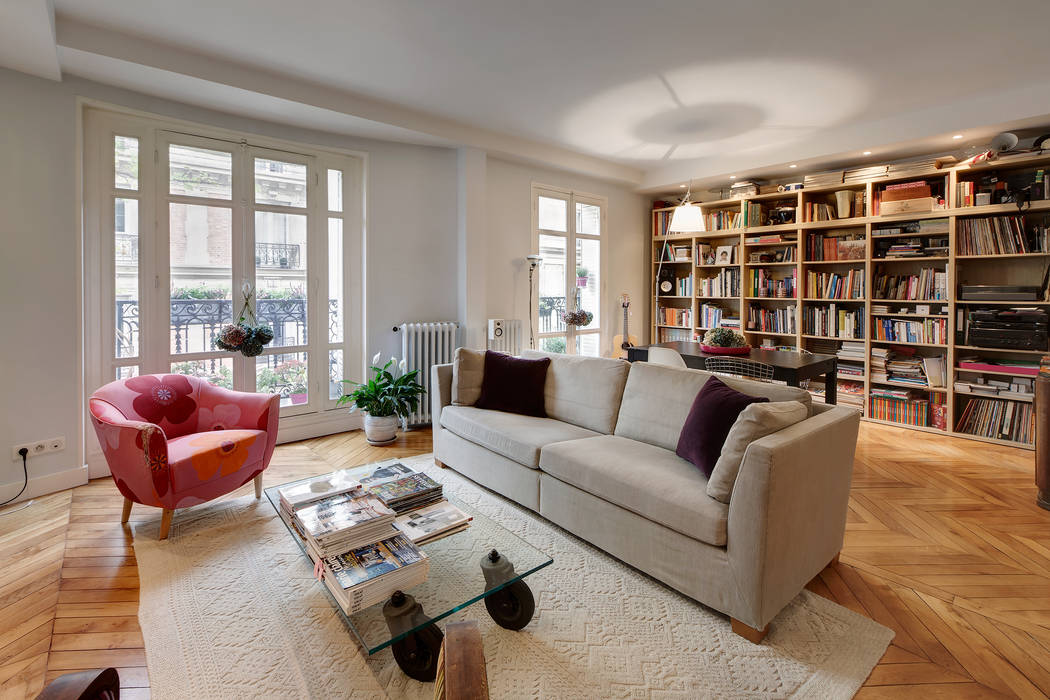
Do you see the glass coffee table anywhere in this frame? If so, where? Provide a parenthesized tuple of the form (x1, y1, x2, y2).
(265, 460, 553, 681)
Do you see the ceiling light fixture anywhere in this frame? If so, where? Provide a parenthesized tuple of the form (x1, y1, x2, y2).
(668, 179, 705, 232)
(680, 184, 687, 188)
(952, 134, 963, 140)
(863, 151, 872, 155)
(729, 175, 736, 179)
(789, 164, 797, 168)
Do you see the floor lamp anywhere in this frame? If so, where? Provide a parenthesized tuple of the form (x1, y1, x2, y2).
(527, 254, 542, 349)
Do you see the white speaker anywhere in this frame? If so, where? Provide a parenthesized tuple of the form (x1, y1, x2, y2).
(487, 319, 522, 354)
(488, 319, 506, 340)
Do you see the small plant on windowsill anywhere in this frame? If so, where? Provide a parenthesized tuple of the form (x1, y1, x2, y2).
(700, 328, 750, 355)
(575, 266, 589, 287)
(337, 353, 426, 445)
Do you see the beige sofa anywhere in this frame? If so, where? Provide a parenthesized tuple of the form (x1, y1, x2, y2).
(431, 350, 860, 641)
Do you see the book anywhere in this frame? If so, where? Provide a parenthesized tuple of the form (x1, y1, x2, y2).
(277, 472, 362, 514)
(394, 500, 473, 544)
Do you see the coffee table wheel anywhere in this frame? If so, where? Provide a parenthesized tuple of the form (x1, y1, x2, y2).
(484, 580, 535, 630)
(391, 624, 444, 682)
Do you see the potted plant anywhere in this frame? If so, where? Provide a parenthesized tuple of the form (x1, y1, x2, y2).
(576, 266, 589, 287)
(700, 328, 751, 355)
(337, 353, 426, 445)
(561, 309, 594, 327)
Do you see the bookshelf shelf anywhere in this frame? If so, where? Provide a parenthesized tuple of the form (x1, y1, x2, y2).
(656, 324, 692, 329)
(954, 389, 1033, 403)
(650, 156, 1050, 449)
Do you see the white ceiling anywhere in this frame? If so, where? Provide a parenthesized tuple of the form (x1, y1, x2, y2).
(7, 0, 1050, 189)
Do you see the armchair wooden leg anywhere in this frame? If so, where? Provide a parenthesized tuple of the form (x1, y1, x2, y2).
(254, 474, 263, 499)
(731, 618, 769, 644)
(158, 509, 174, 540)
(121, 498, 133, 524)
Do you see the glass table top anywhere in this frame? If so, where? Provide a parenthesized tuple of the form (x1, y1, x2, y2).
(265, 459, 553, 654)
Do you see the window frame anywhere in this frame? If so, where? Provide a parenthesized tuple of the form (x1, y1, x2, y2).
(531, 183, 607, 356)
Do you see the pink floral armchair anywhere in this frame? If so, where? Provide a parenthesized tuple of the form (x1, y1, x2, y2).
(89, 374, 280, 539)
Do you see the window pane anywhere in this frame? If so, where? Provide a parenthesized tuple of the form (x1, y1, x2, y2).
(171, 358, 233, 390)
(575, 334, 600, 357)
(115, 197, 139, 358)
(328, 169, 343, 212)
(329, 349, 344, 400)
(169, 204, 232, 354)
(538, 196, 567, 232)
(540, 336, 566, 354)
(538, 234, 566, 334)
(169, 144, 232, 199)
(256, 212, 308, 347)
(257, 352, 308, 407)
(576, 202, 601, 236)
(115, 365, 139, 381)
(255, 158, 307, 208)
(576, 238, 600, 330)
(328, 218, 343, 343)
(114, 135, 138, 190)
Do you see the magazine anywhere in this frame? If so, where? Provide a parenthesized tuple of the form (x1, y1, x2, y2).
(369, 473, 443, 513)
(295, 493, 395, 542)
(326, 534, 427, 589)
(394, 500, 472, 544)
(277, 471, 362, 512)
(343, 461, 417, 488)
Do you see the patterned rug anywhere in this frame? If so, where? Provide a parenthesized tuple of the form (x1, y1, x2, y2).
(133, 453, 892, 699)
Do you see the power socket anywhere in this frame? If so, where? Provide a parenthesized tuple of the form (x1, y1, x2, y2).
(11, 436, 64, 461)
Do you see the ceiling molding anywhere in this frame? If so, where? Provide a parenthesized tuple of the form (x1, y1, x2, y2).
(55, 18, 643, 185)
(0, 0, 60, 80)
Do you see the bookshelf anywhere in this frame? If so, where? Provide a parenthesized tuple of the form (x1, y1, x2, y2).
(650, 153, 1050, 450)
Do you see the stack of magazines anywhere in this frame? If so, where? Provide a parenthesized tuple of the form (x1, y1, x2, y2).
(295, 492, 397, 559)
(368, 472, 444, 513)
(394, 500, 472, 544)
(321, 534, 430, 614)
(277, 470, 362, 518)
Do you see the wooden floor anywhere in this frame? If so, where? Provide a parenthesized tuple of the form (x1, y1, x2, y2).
(1, 422, 1048, 698)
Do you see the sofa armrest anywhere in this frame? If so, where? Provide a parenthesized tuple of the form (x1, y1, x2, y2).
(725, 405, 860, 629)
(432, 363, 453, 426)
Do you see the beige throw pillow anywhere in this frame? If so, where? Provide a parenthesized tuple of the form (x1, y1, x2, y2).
(706, 401, 808, 503)
(452, 347, 485, 406)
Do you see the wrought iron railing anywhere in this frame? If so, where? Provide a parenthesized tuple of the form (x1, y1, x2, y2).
(115, 298, 339, 357)
(255, 242, 301, 269)
(538, 295, 566, 333)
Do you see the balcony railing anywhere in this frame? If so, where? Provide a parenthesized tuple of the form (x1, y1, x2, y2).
(115, 298, 339, 358)
(114, 239, 301, 270)
(538, 296, 566, 333)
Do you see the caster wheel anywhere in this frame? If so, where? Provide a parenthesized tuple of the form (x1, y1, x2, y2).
(484, 580, 536, 630)
(391, 624, 443, 682)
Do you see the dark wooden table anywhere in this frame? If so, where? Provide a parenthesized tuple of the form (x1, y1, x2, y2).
(626, 342, 840, 404)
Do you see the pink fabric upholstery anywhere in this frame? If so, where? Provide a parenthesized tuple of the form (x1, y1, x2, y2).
(89, 374, 280, 510)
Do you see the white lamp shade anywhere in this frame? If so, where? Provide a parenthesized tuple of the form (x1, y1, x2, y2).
(668, 204, 705, 232)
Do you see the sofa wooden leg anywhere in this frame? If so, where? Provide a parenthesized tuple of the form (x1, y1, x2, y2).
(435, 458, 449, 469)
(121, 498, 133, 524)
(829, 551, 841, 567)
(731, 618, 769, 644)
(158, 509, 174, 540)
(254, 474, 264, 499)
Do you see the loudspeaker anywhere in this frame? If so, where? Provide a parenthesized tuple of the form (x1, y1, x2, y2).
(657, 268, 675, 296)
(487, 319, 505, 340)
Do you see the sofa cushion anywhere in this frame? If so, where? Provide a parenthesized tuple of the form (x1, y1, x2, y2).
(475, 351, 550, 417)
(440, 405, 599, 468)
(614, 362, 811, 451)
(540, 435, 729, 546)
(168, 429, 267, 492)
(452, 347, 485, 406)
(707, 400, 808, 503)
(676, 376, 768, 477)
(520, 350, 629, 433)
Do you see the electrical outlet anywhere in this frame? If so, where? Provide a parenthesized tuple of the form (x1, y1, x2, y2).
(11, 436, 65, 461)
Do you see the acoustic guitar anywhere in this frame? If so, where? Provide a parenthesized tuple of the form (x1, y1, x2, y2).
(611, 294, 639, 359)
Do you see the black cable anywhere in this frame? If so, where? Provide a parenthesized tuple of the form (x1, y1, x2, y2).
(0, 448, 29, 508)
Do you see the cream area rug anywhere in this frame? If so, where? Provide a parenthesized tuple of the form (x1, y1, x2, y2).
(133, 453, 893, 699)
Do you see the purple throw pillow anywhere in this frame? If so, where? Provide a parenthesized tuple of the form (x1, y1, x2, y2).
(676, 376, 769, 477)
(475, 351, 550, 417)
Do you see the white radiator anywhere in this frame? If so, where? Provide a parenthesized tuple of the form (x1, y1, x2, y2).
(399, 322, 458, 426)
(486, 319, 523, 355)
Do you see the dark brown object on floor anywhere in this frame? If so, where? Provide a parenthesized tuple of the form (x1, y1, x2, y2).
(35, 668, 119, 700)
(434, 621, 488, 700)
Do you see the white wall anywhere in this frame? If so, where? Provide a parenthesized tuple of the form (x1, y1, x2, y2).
(0, 67, 459, 499)
(484, 157, 649, 355)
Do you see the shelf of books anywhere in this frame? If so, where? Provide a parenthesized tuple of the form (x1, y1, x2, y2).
(650, 152, 1050, 449)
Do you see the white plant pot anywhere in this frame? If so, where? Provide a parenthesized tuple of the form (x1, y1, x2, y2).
(363, 413, 399, 445)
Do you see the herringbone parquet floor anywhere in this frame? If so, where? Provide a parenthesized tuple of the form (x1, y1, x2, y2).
(1, 422, 1048, 699)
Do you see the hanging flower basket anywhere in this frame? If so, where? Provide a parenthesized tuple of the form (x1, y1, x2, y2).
(214, 283, 275, 357)
(562, 310, 593, 327)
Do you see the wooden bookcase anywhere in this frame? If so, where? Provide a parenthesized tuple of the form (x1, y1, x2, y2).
(650, 152, 1050, 450)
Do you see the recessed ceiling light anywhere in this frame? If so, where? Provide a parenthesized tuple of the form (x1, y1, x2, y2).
(952, 134, 963, 140)
(789, 164, 797, 168)
(680, 184, 687, 188)
(863, 151, 872, 155)
(729, 175, 736, 179)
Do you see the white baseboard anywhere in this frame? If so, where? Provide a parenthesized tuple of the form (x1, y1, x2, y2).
(0, 463, 89, 506)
